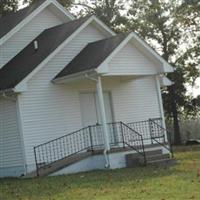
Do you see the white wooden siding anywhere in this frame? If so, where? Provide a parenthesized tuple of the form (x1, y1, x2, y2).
(69, 76, 161, 122)
(0, 7, 63, 68)
(110, 77, 161, 122)
(0, 97, 24, 168)
(107, 43, 159, 75)
(18, 24, 107, 170)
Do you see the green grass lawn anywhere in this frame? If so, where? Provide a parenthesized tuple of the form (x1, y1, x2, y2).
(1, 146, 200, 200)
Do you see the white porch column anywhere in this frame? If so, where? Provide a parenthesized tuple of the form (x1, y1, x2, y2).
(156, 75, 168, 142)
(96, 76, 110, 151)
(156, 76, 166, 130)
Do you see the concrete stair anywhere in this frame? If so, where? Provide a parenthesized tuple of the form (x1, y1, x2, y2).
(25, 145, 174, 178)
(126, 149, 175, 168)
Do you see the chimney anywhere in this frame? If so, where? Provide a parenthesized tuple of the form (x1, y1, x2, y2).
(34, 40, 38, 51)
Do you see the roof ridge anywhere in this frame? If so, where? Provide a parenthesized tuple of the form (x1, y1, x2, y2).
(54, 32, 130, 79)
(87, 32, 130, 45)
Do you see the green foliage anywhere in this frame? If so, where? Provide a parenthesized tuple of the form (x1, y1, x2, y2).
(1, 148, 200, 200)
(0, 0, 18, 16)
(72, 0, 127, 31)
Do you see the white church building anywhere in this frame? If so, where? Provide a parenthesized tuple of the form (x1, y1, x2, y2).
(0, 0, 173, 177)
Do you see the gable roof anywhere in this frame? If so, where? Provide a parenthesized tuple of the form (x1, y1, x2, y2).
(0, 0, 46, 39)
(0, 0, 74, 44)
(54, 33, 128, 79)
(0, 16, 90, 91)
(54, 32, 174, 81)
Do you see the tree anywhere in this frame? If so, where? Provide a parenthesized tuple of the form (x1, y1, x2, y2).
(23, 0, 74, 8)
(126, 0, 200, 144)
(71, 0, 127, 31)
(0, 0, 18, 17)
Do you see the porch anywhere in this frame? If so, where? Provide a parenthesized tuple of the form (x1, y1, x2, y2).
(33, 118, 173, 177)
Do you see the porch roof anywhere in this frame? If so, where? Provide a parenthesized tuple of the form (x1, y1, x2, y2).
(54, 33, 128, 80)
(53, 32, 174, 83)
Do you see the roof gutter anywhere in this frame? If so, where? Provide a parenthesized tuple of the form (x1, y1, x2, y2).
(52, 69, 97, 84)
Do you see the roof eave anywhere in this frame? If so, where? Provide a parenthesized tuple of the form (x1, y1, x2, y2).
(53, 69, 97, 83)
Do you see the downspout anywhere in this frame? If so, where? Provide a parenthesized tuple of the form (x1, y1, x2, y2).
(85, 74, 110, 168)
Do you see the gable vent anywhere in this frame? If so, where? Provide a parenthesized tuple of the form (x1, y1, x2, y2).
(34, 40, 38, 51)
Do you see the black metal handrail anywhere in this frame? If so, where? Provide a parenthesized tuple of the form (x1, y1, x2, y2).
(149, 118, 174, 158)
(107, 122, 146, 163)
(127, 118, 165, 141)
(34, 121, 147, 176)
(34, 125, 104, 176)
(120, 122, 146, 163)
(127, 118, 173, 157)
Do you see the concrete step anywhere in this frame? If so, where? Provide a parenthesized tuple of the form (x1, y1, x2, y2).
(126, 149, 163, 160)
(125, 149, 173, 168)
(138, 153, 171, 164)
(145, 149, 163, 156)
(145, 154, 170, 162)
(146, 158, 176, 167)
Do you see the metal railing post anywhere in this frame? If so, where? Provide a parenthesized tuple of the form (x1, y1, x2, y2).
(141, 136, 147, 165)
(149, 119, 153, 144)
(88, 126, 93, 152)
(167, 130, 174, 158)
(120, 122, 125, 148)
(34, 147, 39, 177)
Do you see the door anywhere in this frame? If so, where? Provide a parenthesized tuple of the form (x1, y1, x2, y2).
(79, 93, 98, 127)
(80, 92, 113, 127)
(79, 92, 117, 146)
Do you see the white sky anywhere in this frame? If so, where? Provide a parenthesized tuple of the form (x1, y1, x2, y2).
(187, 78, 200, 98)
(18, 0, 200, 97)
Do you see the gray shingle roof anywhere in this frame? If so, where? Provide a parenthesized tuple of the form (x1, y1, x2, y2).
(54, 33, 128, 79)
(0, 16, 90, 91)
(0, 0, 46, 39)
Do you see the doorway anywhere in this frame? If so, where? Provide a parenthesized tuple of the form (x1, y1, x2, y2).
(79, 92, 117, 146)
(79, 92, 113, 127)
